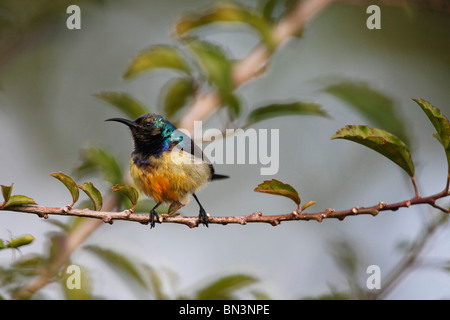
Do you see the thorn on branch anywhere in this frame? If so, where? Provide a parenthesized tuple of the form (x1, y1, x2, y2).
(102, 214, 113, 224)
(270, 219, 280, 226)
(61, 205, 72, 214)
(378, 201, 387, 209)
(124, 209, 133, 217)
(37, 212, 48, 219)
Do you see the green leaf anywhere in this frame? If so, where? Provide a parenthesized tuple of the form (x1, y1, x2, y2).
(331, 125, 415, 176)
(187, 39, 241, 118)
(247, 101, 328, 126)
(95, 91, 149, 119)
(3, 195, 37, 208)
(301, 200, 316, 212)
(1, 184, 13, 202)
(74, 146, 123, 186)
(175, 2, 275, 50)
(224, 92, 242, 120)
(259, 0, 278, 22)
(161, 77, 195, 120)
(123, 45, 190, 79)
(84, 246, 149, 290)
(111, 184, 139, 209)
(195, 274, 258, 300)
(412, 98, 450, 169)
(188, 39, 233, 94)
(78, 182, 103, 211)
(50, 172, 79, 207)
(7, 234, 35, 249)
(254, 179, 300, 209)
(323, 81, 409, 144)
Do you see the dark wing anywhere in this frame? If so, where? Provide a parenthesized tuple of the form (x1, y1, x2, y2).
(170, 129, 229, 181)
(170, 129, 207, 162)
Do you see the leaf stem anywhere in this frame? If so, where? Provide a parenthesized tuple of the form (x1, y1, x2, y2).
(411, 176, 419, 198)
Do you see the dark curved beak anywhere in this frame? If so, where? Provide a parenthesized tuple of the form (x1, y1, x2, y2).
(105, 117, 137, 128)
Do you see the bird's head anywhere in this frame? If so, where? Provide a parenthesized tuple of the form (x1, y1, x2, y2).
(106, 113, 177, 155)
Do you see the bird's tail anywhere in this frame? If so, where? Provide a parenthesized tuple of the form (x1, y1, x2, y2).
(211, 174, 229, 181)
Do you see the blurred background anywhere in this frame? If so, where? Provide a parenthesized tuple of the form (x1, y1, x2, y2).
(1, 0, 450, 299)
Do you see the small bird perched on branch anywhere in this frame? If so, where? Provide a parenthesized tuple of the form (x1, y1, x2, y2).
(106, 114, 228, 228)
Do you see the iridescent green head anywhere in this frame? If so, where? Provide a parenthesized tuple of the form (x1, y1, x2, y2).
(106, 113, 177, 157)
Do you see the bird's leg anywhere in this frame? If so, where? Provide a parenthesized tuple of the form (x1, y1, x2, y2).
(149, 202, 162, 228)
(192, 193, 208, 227)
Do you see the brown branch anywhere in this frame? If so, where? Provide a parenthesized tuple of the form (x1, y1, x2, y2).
(2, 188, 449, 229)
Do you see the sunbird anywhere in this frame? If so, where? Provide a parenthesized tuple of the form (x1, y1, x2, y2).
(106, 114, 228, 228)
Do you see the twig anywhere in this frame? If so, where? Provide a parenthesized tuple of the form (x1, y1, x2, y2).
(2, 188, 448, 229)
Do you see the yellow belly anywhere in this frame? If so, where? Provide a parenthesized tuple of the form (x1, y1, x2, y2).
(130, 150, 211, 204)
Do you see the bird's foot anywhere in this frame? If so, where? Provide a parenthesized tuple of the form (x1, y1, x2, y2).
(198, 207, 209, 228)
(149, 209, 160, 229)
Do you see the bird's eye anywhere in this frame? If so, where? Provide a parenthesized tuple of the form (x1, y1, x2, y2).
(145, 122, 152, 127)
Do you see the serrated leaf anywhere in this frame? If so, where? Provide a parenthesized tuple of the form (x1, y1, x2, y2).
(254, 179, 300, 209)
(50, 172, 79, 207)
(195, 274, 258, 300)
(3, 195, 37, 208)
(247, 101, 328, 126)
(161, 77, 195, 120)
(412, 98, 450, 170)
(78, 182, 102, 211)
(74, 146, 123, 186)
(123, 45, 190, 79)
(175, 2, 275, 50)
(96, 91, 150, 119)
(111, 184, 139, 208)
(323, 81, 409, 144)
(84, 246, 149, 290)
(331, 125, 415, 176)
(1, 183, 13, 202)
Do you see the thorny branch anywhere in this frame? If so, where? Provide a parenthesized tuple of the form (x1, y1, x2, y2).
(2, 187, 449, 229)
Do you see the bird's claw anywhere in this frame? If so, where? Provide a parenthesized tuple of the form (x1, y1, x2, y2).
(198, 208, 209, 227)
(149, 209, 160, 229)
